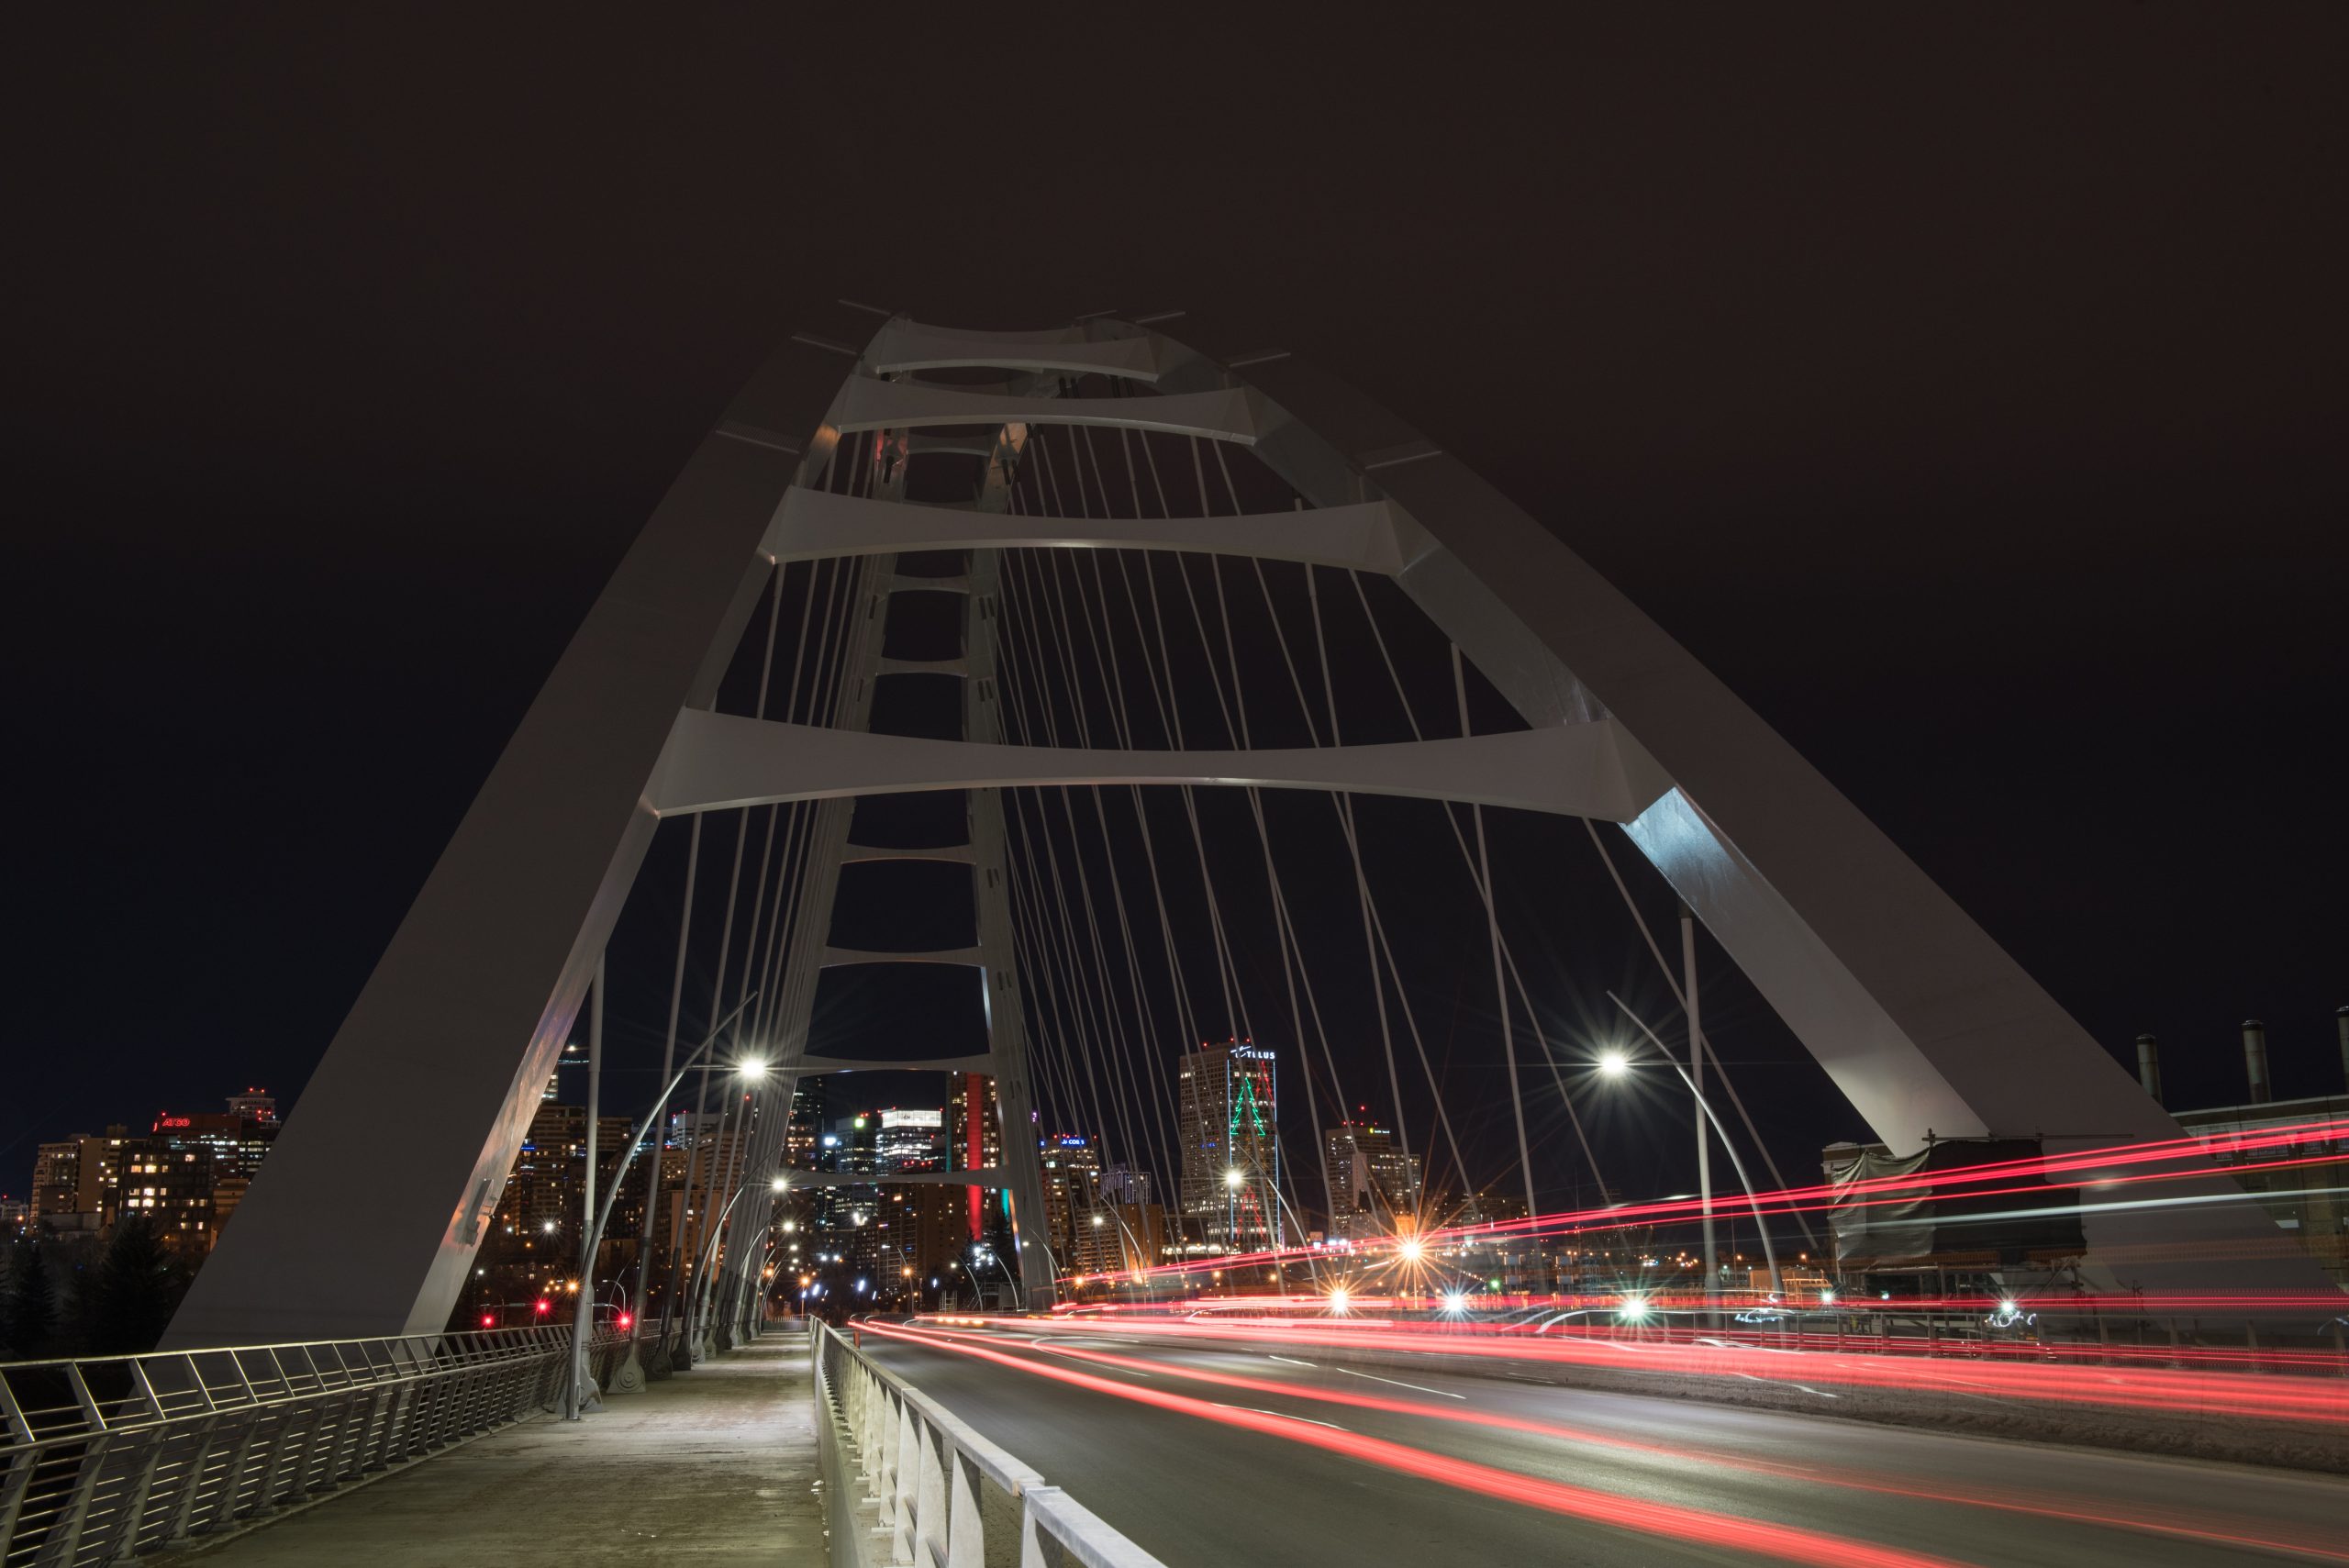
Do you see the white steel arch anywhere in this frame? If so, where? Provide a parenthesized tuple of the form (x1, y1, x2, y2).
(167, 303, 2330, 1348)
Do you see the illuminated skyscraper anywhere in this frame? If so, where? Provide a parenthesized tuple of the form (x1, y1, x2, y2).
(876, 1108, 946, 1174)
(1322, 1119, 1422, 1242)
(1177, 1040, 1279, 1252)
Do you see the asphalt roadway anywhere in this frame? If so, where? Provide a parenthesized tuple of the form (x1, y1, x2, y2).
(858, 1321, 2349, 1567)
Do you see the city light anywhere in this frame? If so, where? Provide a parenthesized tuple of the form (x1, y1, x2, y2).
(1329, 1286, 1351, 1314)
(770, 1175, 788, 1192)
(480, 1312, 495, 1329)
(739, 1058, 768, 1080)
(1618, 1296, 1651, 1322)
(1441, 1292, 1468, 1315)
(1397, 1236, 1425, 1263)
(533, 1297, 552, 1317)
(1223, 1167, 1245, 1189)
(541, 1219, 556, 1234)
(1597, 1050, 1631, 1077)
(617, 1312, 632, 1329)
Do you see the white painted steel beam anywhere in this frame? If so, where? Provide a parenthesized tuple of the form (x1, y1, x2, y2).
(821, 946, 985, 967)
(162, 319, 872, 1347)
(831, 376, 1255, 442)
(762, 485, 1417, 574)
(842, 842, 975, 864)
(647, 709, 1671, 823)
(785, 1169, 1007, 1190)
(867, 320, 1160, 382)
(794, 1053, 996, 1074)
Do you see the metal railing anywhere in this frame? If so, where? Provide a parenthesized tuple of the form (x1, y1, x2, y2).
(816, 1321, 1165, 1568)
(2, 1324, 632, 1567)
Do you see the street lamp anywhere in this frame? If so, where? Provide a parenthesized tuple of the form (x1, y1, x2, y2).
(1602, 992, 1784, 1300)
(969, 1243, 1023, 1310)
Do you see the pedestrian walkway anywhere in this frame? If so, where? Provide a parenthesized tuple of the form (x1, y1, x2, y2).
(184, 1333, 828, 1567)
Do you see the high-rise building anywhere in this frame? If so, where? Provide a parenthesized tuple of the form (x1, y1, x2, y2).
(1039, 1133, 1102, 1268)
(1178, 1040, 1280, 1253)
(877, 1108, 946, 1173)
(949, 1074, 1005, 1247)
(29, 1140, 82, 1223)
(1322, 1119, 1422, 1241)
(103, 1140, 218, 1250)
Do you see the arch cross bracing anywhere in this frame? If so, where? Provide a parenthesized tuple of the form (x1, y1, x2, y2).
(167, 304, 2331, 1347)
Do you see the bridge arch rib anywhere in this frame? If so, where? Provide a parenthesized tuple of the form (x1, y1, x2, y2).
(165, 302, 2329, 1350)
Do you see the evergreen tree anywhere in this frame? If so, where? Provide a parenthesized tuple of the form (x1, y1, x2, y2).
(78, 1218, 186, 1355)
(2, 1242, 59, 1358)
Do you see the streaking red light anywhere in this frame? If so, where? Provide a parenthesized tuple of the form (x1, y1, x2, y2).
(863, 1321, 1969, 1568)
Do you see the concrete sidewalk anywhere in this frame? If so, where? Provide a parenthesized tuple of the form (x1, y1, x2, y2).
(184, 1335, 828, 1567)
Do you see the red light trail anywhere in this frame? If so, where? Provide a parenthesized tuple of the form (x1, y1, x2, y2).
(861, 1320, 1977, 1568)
(923, 1326, 2349, 1564)
(1070, 1118, 2349, 1298)
(948, 1312, 2349, 1425)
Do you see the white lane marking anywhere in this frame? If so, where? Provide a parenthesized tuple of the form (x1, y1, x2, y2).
(1036, 1344, 1153, 1376)
(1791, 1385, 1840, 1399)
(1266, 1355, 1319, 1368)
(1337, 1367, 1465, 1399)
(1215, 1403, 1347, 1430)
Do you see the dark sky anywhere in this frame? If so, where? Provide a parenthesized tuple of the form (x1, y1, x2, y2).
(6, 9, 2346, 1210)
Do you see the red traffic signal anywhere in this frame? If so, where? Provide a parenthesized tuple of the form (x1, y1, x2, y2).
(534, 1297, 552, 1316)
(617, 1312, 633, 1330)
(479, 1312, 495, 1329)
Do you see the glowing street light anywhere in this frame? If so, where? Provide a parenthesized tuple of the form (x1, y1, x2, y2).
(1596, 1050, 1631, 1078)
(1397, 1237, 1425, 1263)
(1223, 1167, 1245, 1190)
(738, 1058, 769, 1081)
(1441, 1291, 1468, 1315)
(1618, 1296, 1651, 1322)
(1329, 1286, 1351, 1314)
(770, 1175, 789, 1192)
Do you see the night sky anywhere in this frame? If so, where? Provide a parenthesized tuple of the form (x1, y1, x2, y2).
(7, 10, 2345, 1214)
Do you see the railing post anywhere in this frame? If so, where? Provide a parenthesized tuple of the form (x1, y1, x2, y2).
(107, 1358, 173, 1561)
(891, 1399, 918, 1564)
(1019, 1485, 1063, 1568)
(52, 1362, 115, 1562)
(917, 1418, 947, 1567)
(946, 1446, 984, 1568)
(876, 1388, 901, 1528)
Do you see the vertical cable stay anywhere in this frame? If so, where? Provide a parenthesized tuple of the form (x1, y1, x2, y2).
(1345, 569, 1609, 1193)
(998, 558, 1169, 1213)
(1459, 643, 1539, 1220)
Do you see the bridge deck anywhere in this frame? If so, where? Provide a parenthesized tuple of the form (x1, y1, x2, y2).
(184, 1335, 825, 1566)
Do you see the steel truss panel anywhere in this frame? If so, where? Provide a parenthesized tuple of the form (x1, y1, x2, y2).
(645, 709, 1670, 823)
(763, 485, 1415, 573)
(831, 376, 1257, 442)
(866, 319, 1160, 381)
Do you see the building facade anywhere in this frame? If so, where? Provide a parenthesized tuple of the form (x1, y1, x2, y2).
(1321, 1119, 1422, 1241)
(1178, 1040, 1281, 1253)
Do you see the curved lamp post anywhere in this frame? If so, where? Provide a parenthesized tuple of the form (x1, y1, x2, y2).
(1601, 991, 1784, 1301)
(564, 991, 760, 1418)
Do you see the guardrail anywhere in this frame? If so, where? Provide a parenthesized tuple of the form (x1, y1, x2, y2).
(2, 1323, 633, 1567)
(815, 1320, 1164, 1568)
